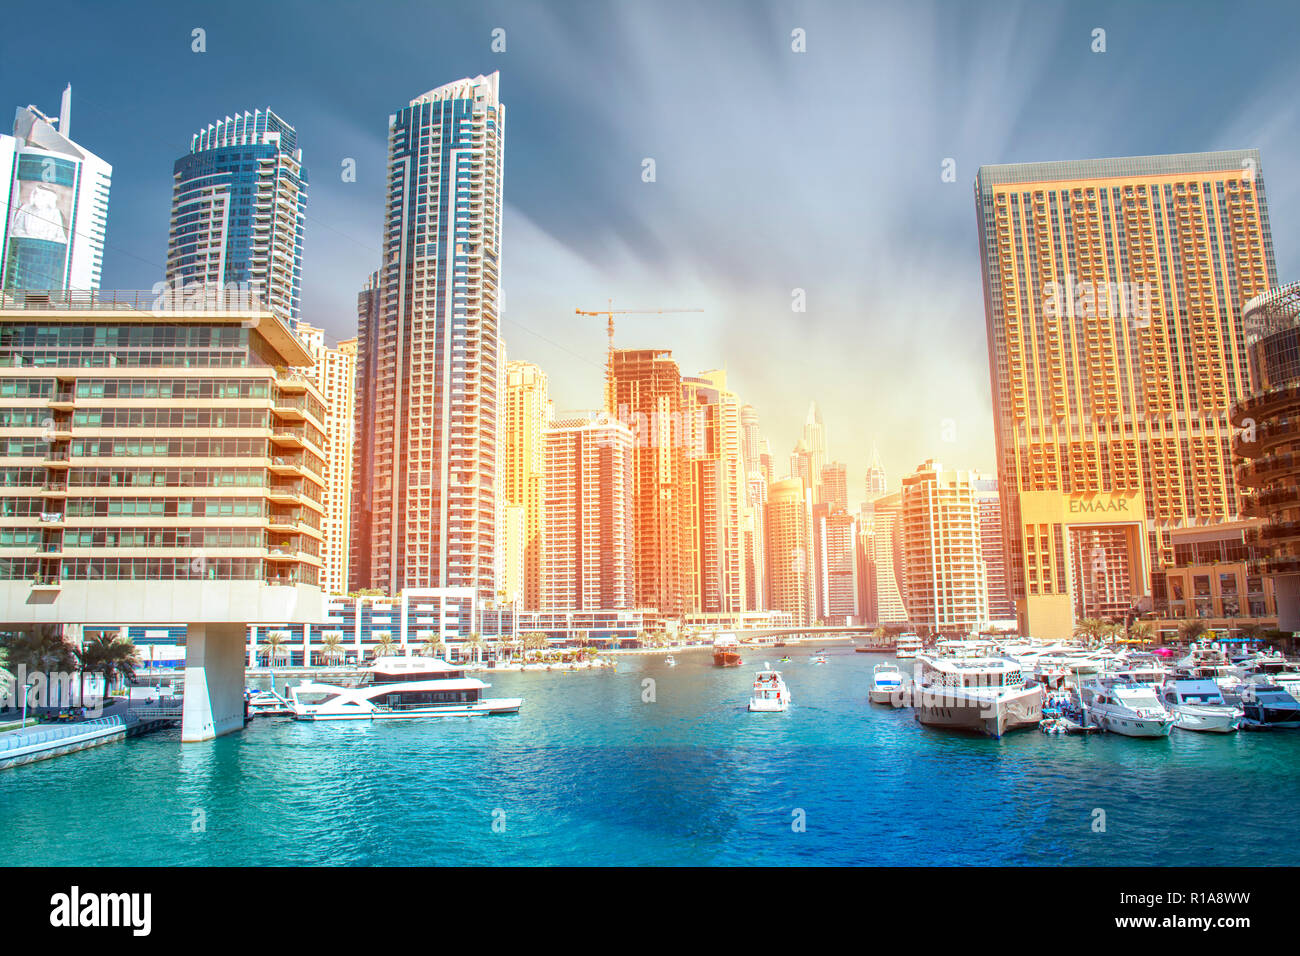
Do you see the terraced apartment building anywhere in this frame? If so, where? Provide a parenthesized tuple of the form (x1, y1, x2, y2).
(0, 289, 327, 623)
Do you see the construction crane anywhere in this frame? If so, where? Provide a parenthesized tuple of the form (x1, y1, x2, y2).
(575, 300, 704, 359)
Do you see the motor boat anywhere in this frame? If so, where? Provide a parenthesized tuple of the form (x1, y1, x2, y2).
(912, 653, 1041, 737)
(664, 655, 677, 667)
(1160, 679, 1242, 733)
(869, 662, 905, 705)
(777, 655, 791, 664)
(245, 688, 292, 717)
(287, 656, 522, 721)
(895, 634, 923, 659)
(1239, 682, 1300, 728)
(712, 634, 743, 667)
(810, 653, 828, 665)
(748, 669, 790, 713)
(1236, 651, 1300, 702)
(1079, 677, 1174, 737)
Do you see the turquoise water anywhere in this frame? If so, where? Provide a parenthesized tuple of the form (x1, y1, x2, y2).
(2, 645, 1296, 866)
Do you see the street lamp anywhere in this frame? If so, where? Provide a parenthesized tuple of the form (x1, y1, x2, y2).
(20, 677, 37, 729)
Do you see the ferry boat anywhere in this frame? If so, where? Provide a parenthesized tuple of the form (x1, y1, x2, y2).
(1079, 677, 1174, 737)
(712, 634, 743, 667)
(912, 653, 1041, 737)
(869, 662, 905, 705)
(895, 633, 923, 659)
(1160, 679, 1242, 733)
(1238, 682, 1300, 728)
(748, 669, 791, 712)
(287, 656, 522, 721)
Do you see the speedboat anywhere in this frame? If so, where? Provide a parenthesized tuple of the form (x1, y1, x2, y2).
(712, 634, 743, 667)
(664, 655, 677, 667)
(1160, 679, 1242, 733)
(895, 633, 923, 659)
(1080, 677, 1174, 737)
(288, 656, 522, 721)
(1239, 682, 1300, 728)
(748, 669, 790, 712)
(777, 655, 791, 664)
(869, 662, 905, 705)
(810, 653, 828, 665)
(912, 653, 1041, 737)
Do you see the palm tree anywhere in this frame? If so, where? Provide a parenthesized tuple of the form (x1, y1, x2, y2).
(5, 625, 76, 710)
(93, 635, 138, 700)
(260, 631, 288, 669)
(1128, 621, 1155, 646)
(1073, 618, 1105, 645)
(1178, 619, 1207, 645)
(320, 632, 344, 666)
(372, 632, 397, 661)
(464, 632, 485, 666)
(523, 631, 548, 661)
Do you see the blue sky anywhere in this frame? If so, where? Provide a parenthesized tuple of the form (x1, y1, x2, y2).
(5, 0, 1300, 507)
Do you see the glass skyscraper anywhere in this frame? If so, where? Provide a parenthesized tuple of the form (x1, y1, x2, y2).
(165, 109, 307, 327)
(352, 74, 504, 599)
(0, 86, 112, 295)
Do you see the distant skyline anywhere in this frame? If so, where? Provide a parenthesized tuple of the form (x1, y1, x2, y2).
(5, 0, 1300, 508)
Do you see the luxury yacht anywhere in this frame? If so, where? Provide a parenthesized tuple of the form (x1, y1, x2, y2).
(288, 656, 522, 721)
(912, 653, 1041, 737)
(869, 662, 905, 705)
(1239, 682, 1300, 728)
(895, 633, 924, 659)
(748, 668, 791, 712)
(1160, 679, 1242, 733)
(712, 634, 743, 667)
(1079, 677, 1174, 737)
(1237, 651, 1300, 702)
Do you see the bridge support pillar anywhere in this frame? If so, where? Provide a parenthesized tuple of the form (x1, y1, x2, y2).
(181, 623, 246, 742)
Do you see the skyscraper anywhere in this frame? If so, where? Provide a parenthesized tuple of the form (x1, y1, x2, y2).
(860, 492, 908, 624)
(295, 323, 356, 596)
(901, 461, 988, 632)
(351, 74, 504, 600)
(608, 347, 687, 615)
(1, 86, 111, 294)
(503, 361, 551, 609)
(973, 473, 1015, 623)
(165, 109, 307, 327)
(348, 271, 380, 593)
(819, 461, 847, 510)
(976, 150, 1276, 640)
(865, 443, 887, 500)
(766, 478, 813, 626)
(681, 370, 746, 614)
(542, 414, 634, 611)
(801, 401, 827, 500)
(813, 504, 859, 623)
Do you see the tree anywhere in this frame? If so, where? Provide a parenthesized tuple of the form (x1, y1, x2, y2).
(1128, 621, 1155, 646)
(372, 632, 397, 660)
(89, 634, 138, 699)
(1073, 618, 1105, 644)
(419, 636, 447, 660)
(320, 632, 344, 665)
(260, 631, 288, 668)
(464, 632, 485, 666)
(1178, 620, 1207, 645)
(5, 626, 76, 708)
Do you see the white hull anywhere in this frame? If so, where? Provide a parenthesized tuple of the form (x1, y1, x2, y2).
(1172, 707, 1240, 734)
(294, 697, 523, 721)
(868, 687, 899, 704)
(748, 699, 789, 713)
(1089, 707, 1174, 737)
(914, 686, 1041, 737)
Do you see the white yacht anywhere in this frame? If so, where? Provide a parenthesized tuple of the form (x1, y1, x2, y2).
(1079, 677, 1174, 737)
(288, 656, 522, 721)
(748, 668, 790, 712)
(246, 688, 292, 717)
(809, 652, 828, 665)
(1239, 682, 1300, 728)
(1236, 651, 1300, 702)
(895, 633, 924, 659)
(664, 655, 677, 667)
(1160, 679, 1242, 733)
(869, 662, 906, 705)
(912, 653, 1041, 737)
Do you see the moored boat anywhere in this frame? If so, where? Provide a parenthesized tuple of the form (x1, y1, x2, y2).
(895, 633, 923, 659)
(912, 653, 1041, 737)
(1080, 677, 1174, 737)
(288, 656, 522, 721)
(1160, 679, 1242, 733)
(869, 662, 905, 705)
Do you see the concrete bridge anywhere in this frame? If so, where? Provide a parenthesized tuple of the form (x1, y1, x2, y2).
(725, 625, 888, 640)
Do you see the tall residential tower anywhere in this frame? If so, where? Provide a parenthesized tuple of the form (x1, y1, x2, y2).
(351, 74, 504, 600)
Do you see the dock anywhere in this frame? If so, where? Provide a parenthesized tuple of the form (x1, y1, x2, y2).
(0, 716, 132, 770)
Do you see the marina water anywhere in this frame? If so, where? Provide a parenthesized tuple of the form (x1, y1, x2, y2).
(3, 646, 1297, 866)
